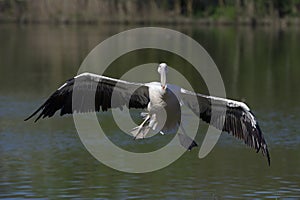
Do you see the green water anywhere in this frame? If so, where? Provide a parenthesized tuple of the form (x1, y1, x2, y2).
(1, 24, 300, 199)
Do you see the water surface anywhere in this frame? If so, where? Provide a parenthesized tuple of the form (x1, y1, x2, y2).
(1, 24, 300, 199)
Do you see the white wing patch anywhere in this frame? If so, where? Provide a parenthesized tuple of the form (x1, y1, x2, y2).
(210, 96, 250, 112)
(74, 72, 146, 87)
(57, 82, 67, 90)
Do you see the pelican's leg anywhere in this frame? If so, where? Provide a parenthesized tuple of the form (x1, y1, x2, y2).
(178, 125, 198, 151)
(140, 112, 148, 119)
(131, 114, 151, 139)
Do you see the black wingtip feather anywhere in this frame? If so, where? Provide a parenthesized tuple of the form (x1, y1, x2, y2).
(263, 145, 271, 166)
(24, 101, 47, 122)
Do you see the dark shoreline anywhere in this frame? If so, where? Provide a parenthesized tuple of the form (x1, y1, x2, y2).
(1, 17, 300, 28)
(1, 0, 299, 29)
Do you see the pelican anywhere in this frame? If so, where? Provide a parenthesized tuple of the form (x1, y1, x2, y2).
(25, 63, 270, 165)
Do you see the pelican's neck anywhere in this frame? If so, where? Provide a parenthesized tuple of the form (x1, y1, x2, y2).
(160, 70, 167, 89)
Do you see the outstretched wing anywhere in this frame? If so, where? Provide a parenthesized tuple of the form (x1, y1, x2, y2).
(181, 88, 270, 165)
(25, 72, 150, 122)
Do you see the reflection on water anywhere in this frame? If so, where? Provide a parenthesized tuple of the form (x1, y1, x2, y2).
(1, 24, 300, 199)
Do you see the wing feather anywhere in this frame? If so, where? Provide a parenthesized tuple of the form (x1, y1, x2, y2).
(25, 73, 150, 122)
(181, 88, 270, 165)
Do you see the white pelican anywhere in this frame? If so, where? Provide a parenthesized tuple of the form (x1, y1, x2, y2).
(25, 63, 270, 165)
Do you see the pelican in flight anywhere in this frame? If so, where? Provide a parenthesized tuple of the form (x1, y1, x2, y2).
(25, 63, 270, 165)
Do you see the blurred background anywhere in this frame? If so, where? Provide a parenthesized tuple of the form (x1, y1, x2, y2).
(0, 0, 300, 25)
(1, 0, 300, 199)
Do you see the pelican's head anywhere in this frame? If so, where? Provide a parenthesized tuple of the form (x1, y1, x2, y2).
(158, 63, 168, 89)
